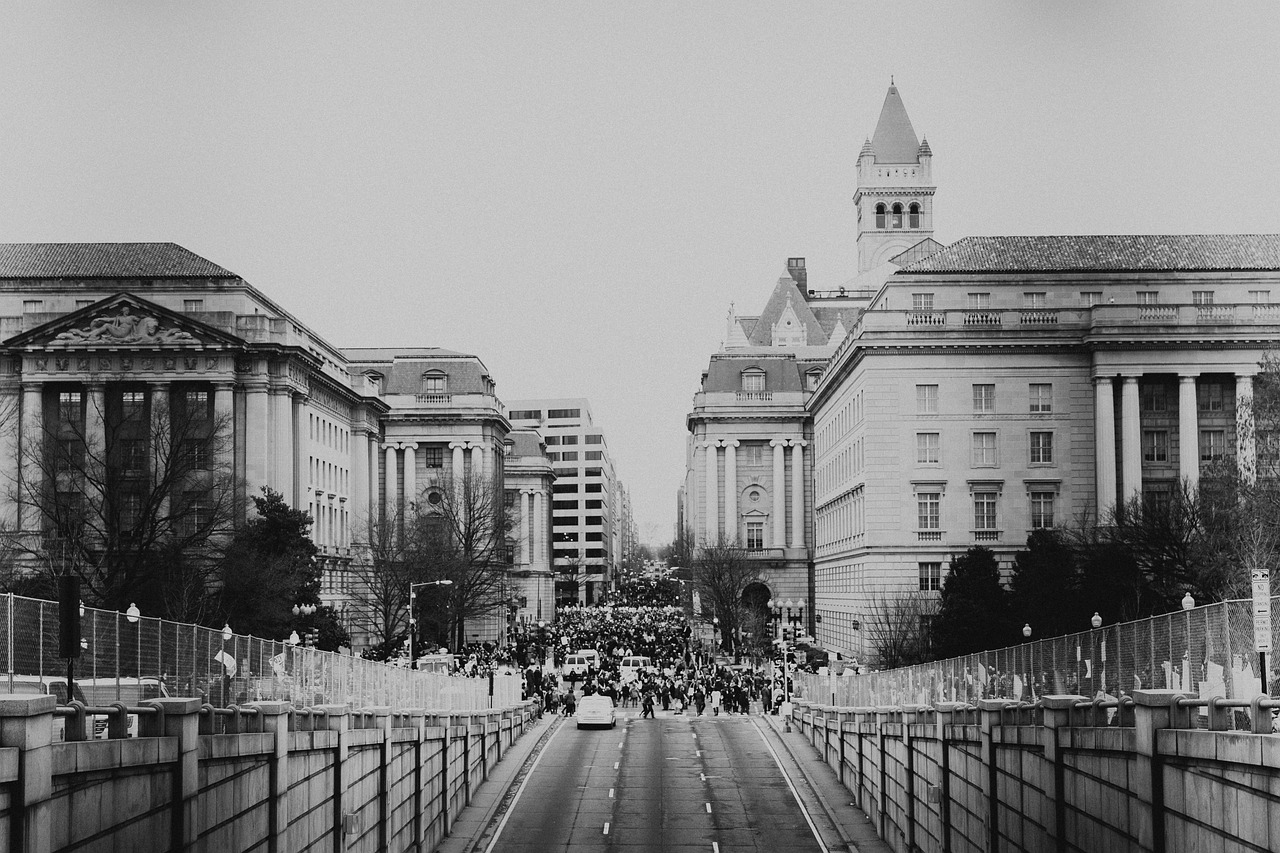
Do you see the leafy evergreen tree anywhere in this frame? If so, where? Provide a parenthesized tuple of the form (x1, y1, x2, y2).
(932, 546, 1011, 658)
(1008, 530, 1083, 639)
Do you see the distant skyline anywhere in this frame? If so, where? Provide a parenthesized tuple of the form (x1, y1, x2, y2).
(3, 2, 1279, 545)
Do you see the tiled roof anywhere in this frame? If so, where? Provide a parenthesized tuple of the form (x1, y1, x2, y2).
(870, 84, 920, 164)
(0, 243, 235, 278)
(900, 235, 1280, 273)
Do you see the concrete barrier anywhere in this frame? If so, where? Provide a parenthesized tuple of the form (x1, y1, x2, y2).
(790, 691, 1280, 852)
(0, 693, 541, 853)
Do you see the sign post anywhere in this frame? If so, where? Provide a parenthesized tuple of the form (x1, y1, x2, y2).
(1252, 568, 1272, 695)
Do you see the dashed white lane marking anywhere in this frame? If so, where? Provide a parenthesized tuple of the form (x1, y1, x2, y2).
(705, 802, 712, 813)
(699, 772, 705, 781)
(603, 822, 610, 835)
(713, 843, 720, 853)
(618, 741, 624, 748)
(609, 788, 615, 798)
(613, 761, 619, 769)
(696, 749, 702, 757)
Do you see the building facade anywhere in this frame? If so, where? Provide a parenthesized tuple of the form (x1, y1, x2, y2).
(0, 243, 556, 649)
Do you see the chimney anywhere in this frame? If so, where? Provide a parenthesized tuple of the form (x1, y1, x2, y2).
(787, 257, 807, 293)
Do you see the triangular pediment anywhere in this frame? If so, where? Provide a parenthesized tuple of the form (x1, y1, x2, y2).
(6, 293, 245, 350)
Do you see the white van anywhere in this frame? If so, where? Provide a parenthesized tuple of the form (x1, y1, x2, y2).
(564, 649, 600, 677)
(619, 656, 653, 683)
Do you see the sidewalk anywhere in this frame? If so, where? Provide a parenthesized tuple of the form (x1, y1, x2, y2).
(756, 712, 893, 853)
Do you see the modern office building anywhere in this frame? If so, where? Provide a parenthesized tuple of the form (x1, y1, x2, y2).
(504, 398, 630, 606)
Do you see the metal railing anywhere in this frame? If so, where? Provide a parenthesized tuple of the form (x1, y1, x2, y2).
(0, 593, 519, 711)
(796, 597, 1276, 730)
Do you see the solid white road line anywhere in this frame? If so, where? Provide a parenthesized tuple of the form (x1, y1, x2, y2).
(750, 718, 830, 853)
(483, 720, 564, 853)
(712, 843, 720, 853)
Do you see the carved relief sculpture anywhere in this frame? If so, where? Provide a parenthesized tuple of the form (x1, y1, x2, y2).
(53, 307, 199, 346)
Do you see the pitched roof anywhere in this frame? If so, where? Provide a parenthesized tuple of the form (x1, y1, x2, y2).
(0, 243, 235, 278)
(899, 235, 1280, 273)
(870, 84, 920, 164)
(748, 274, 827, 346)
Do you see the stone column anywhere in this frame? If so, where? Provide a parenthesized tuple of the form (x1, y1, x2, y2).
(704, 441, 718, 544)
(291, 393, 306, 507)
(519, 490, 531, 565)
(724, 440, 739, 544)
(352, 428, 369, 528)
(533, 489, 544, 567)
(272, 388, 293, 498)
(384, 445, 398, 515)
(771, 439, 787, 547)
(1236, 373, 1256, 484)
(0, 383, 21, 528)
(1178, 374, 1199, 491)
(243, 380, 270, 500)
(19, 383, 43, 532)
(1121, 376, 1142, 504)
(150, 382, 171, 519)
(791, 440, 806, 549)
(451, 442, 466, 493)
(1094, 377, 1117, 517)
(367, 435, 379, 524)
(474, 444, 487, 487)
(403, 443, 418, 507)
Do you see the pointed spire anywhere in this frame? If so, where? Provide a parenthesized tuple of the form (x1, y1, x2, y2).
(870, 82, 920, 164)
(859, 137, 874, 158)
(918, 135, 932, 156)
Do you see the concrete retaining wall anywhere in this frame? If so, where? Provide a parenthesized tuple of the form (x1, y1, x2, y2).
(0, 694, 541, 853)
(791, 690, 1279, 852)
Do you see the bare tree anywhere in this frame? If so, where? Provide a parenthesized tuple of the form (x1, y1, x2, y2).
(691, 538, 760, 659)
(10, 387, 236, 618)
(864, 591, 938, 669)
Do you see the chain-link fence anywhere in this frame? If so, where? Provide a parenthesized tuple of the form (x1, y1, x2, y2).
(796, 597, 1275, 720)
(0, 593, 520, 710)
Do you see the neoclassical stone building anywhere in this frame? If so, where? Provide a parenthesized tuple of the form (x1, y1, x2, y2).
(0, 242, 555, 647)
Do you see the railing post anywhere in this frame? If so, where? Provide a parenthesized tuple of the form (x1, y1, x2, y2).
(316, 705, 349, 852)
(978, 699, 1015, 853)
(369, 706, 392, 853)
(1132, 689, 1191, 853)
(1041, 695, 1086, 852)
(402, 708, 427, 852)
(141, 697, 202, 853)
(247, 701, 293, 853)
(932, 701, 963, 853)
(0, 694, 56, 853)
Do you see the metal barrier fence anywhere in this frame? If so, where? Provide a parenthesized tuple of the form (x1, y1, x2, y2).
(795, 597, 1275, 719)
(0, 593, 520, 710)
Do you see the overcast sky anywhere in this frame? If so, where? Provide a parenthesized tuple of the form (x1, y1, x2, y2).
(3, 2, 1279, 545)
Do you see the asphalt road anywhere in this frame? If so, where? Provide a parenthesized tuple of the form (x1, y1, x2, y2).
(484, 710, 827, 852)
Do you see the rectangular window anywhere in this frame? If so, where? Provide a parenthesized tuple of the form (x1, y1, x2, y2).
(22, 299, 43, 313)
(967, 292, 991, 310)
(917, 493, 940, 530)
(585, 450, 603, 460)
(184, 390, 209, 419)
(547, 408, 581, 419)
(1023, 292, 1047, 309)
(974, 492, 997, 530)
(746, 521, 764, 551)
(562, 435, 579, 445)
(509, 409, 541, 420)
(422, 375, 446, 393)
(916, 432, 940, 464)
(75, 299, 94, 309)
(553, 500, 578, 511)
(912, 293, 934, 311)
(916, 384, 938, 414)
(972, 432, 997, 466)
(58, 391, 83, 424)
(1140, 383, 1168, 412)
(1030, 491, 1056, 529)
(1029, 383, 1052, 413)
(544, 436, 560, 446)
(585, 468, 603, 477)
(552, 483, 578, 494)
(585, 531, 603, 542)
(585, 499, 603, 509)
(585, 515, 604, 526)
(1138, 291, 1159, 305)
(742, 372, 766, 392)
(119, 492, 143, 532)
(1192, 291, 1214, 305)
(121, 439, 147, 474)
(423, 446, 444, 468)
(504, 490, 517, 508)
(1082, 291, 1103, 306)
(1198, 383, 1225, 412)
(1200, 429, 1226, 461)
(120, 390, 146, 421)
(584, 483, 603, 493)
(560, 451, 578, 461)
(1250, 290, 1271, 304)
(1030, 431, 1054, 464)
(918, 562, 942, 592)
(184, 494, 211, 538)
(55, 439, 81, 473)
(973, 384, 995, 413)
(1143, 484, 1172, 516)
(1142, 430, 1169, 462)
(585, 434, 603, 445)
(182, 299, 204, 312)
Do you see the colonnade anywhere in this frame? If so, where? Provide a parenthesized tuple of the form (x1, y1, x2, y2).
(699, 437, 806, 548)
(1094, 371, 1255, 515)
(382, 440, 489, 511)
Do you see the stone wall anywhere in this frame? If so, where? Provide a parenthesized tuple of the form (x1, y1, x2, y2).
(790, 690, 1279, 852)
(0, 693, 541, 853)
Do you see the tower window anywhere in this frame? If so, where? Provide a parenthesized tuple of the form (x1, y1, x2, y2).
(891, 203, 903, 229)
(875, 203, 887, 229)
(908, 202, 921, 229)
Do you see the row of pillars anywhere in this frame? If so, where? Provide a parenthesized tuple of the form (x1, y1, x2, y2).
(700, 437, 806, 548)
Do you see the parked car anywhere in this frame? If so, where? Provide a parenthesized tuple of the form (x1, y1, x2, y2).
(576, 694, 616, 730)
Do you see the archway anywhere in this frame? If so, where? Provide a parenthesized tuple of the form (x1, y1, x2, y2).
(740, 582, 773, 661)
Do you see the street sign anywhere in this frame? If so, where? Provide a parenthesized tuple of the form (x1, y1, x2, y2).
(1253, 569, 1272, 653)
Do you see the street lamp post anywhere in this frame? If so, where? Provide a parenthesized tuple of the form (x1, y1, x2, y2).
(1090, 612, 1102, 696)
(408, 580, 454, 669)
(1023, 623, 1033, 699)
(126, 603, 141, 679)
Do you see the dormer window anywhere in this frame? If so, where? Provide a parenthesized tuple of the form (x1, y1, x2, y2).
(805, 369, 822, 391)
(875, 203, 887, 229)
(364, 371, 384, 393)
(742, 369, 766, 393)
(421, 371, 447, 394)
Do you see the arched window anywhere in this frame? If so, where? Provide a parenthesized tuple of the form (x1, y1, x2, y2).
(891, 203, 903, 229)
(908, 202, 921, 229)
(875, 203, 887, 229)
(421, 371, 447, 394)
(742, 369, 766, 393)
